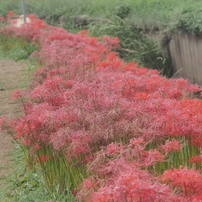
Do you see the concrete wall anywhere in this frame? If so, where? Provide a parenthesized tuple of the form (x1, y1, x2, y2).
(148, 32, 202, 86)
(169, 33, 202, 85)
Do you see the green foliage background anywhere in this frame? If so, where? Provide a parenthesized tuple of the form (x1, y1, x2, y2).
(1, 0, 202, 34)
(1, 0, 202, 77)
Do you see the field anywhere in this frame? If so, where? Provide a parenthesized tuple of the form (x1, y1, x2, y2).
(0, 1, 202, 201)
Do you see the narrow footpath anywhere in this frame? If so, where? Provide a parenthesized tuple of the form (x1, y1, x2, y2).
(0, 59, 29, 188)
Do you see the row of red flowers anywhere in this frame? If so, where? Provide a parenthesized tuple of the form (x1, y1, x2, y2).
(1, 13, 202, 201)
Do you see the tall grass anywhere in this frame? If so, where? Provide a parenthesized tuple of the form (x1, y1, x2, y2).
(0, 144, 76, 202)
(35, 146, 86, 193)
(1, 0, 202, 76)
(88, 16, 173, 76)
(1, 0, 202, 33)
(0, 33, 36, 61)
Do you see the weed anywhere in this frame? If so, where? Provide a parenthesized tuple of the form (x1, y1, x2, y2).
(0, 33, 37, 61)
(88, 16, 173, 76)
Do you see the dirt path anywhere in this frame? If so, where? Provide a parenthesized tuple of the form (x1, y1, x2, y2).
(0, 59, 29, 188)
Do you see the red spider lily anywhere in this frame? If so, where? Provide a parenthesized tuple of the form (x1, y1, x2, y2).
(78, 30, 88, 35)
(162, 167, 202, 198)
(0, 117, 6, 131)
(39, 155, 47, 162)
(12, 89, 25, 99)
(189, 155, 202, 164)
(79, 163, 176, 202)
(161, 139, 184, 153)
(0, 17, 6, 22)
(7, 11, 14, 18)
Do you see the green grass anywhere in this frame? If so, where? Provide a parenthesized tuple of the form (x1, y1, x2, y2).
(0, 144, 76, 202)
(0, 33, 75, 201)
(0, 33, 37, 61)
(88, 16, 173, 76)
(2, 0, 196, 77)
(1, 0, 202, 35)
(2, 0, 202, 76)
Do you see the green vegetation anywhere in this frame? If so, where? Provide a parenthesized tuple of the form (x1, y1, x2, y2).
(1, 0, 202, 76)
(0, 144, 75, 202)
(0, 32, 74, 201)
(0, 33, 36, 61)
(88, 16, 173, 76)
(1, 0, 202, 34)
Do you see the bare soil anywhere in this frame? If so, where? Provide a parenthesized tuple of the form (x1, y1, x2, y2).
(0, 59, 29, 188)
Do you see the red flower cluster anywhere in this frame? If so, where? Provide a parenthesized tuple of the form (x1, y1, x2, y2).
(162, 166, 202, 200)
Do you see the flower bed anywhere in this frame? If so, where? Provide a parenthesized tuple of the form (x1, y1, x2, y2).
(1, 14, 202, 201)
